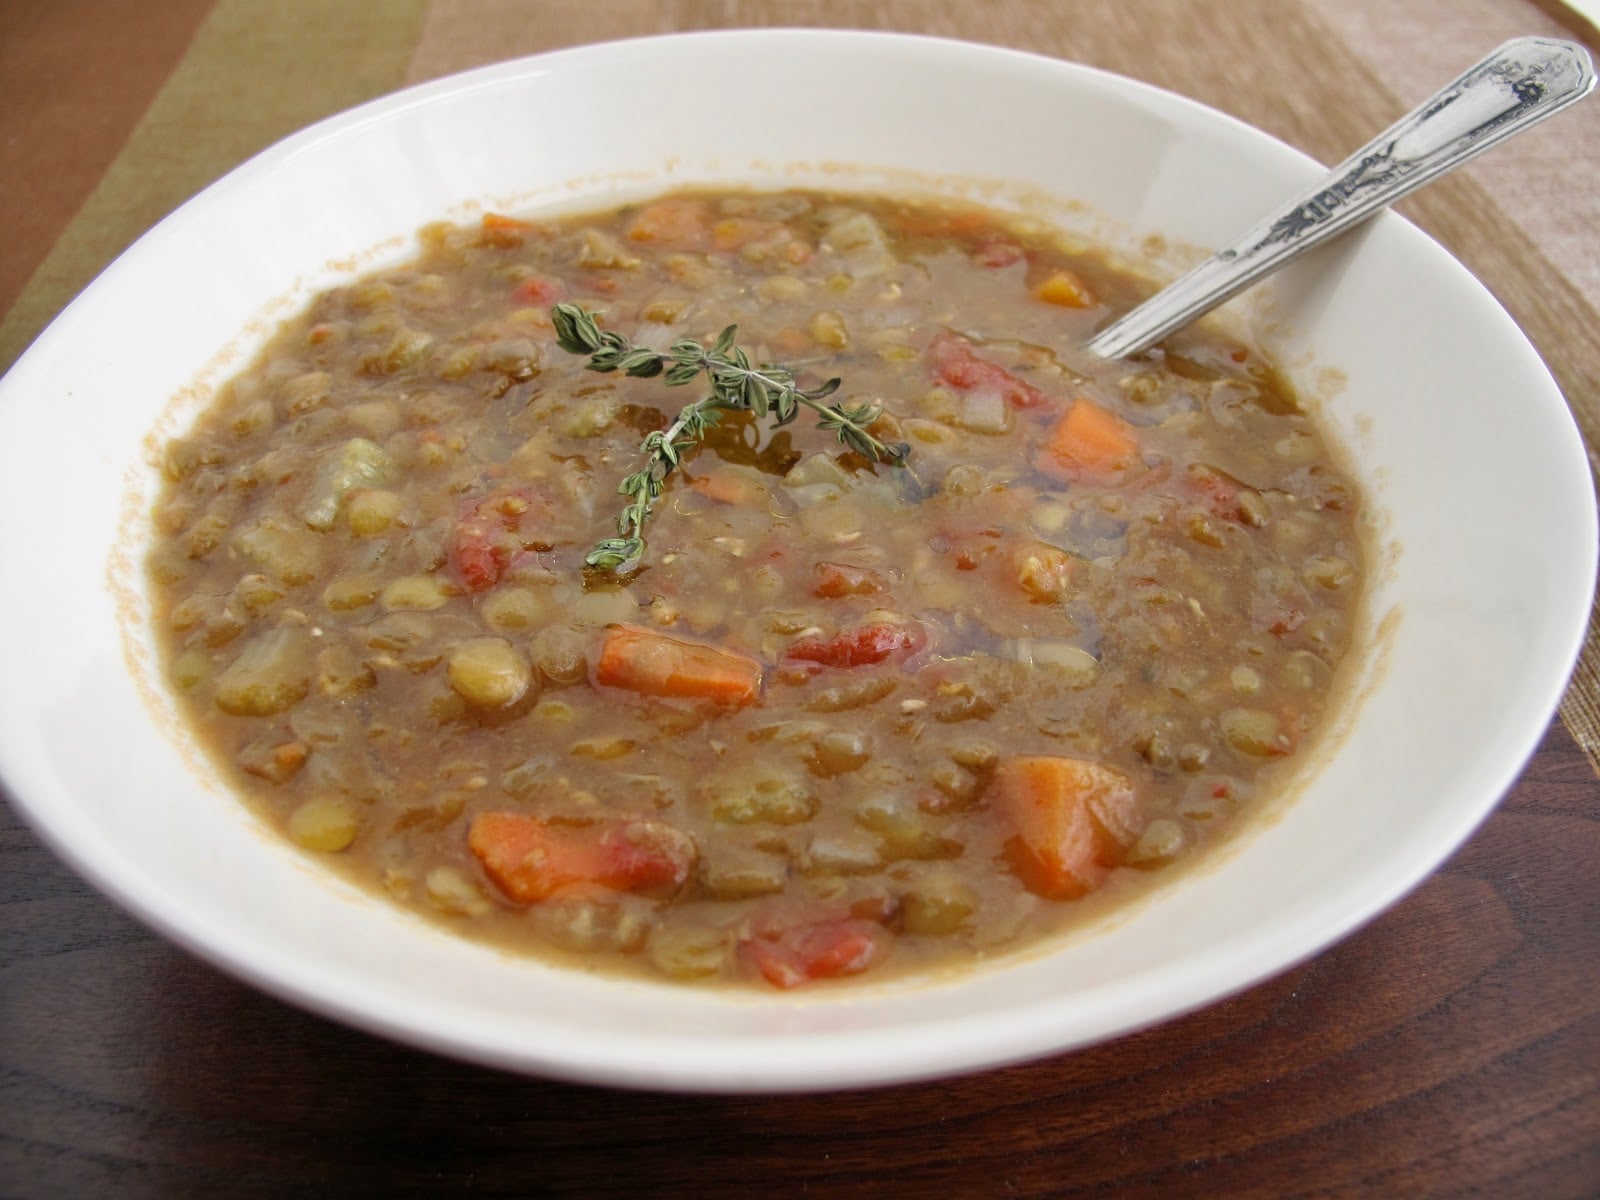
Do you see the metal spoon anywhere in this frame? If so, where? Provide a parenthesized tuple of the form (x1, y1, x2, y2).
(1087, 36, 1595, 360)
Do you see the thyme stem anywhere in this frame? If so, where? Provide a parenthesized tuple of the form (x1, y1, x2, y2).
(549, 303, 909, 573)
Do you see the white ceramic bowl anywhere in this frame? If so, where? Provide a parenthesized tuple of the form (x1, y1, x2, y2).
(0, 31, 1592, 1092)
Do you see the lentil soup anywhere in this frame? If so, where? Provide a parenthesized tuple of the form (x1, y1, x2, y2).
(147, 189, 1364, 989)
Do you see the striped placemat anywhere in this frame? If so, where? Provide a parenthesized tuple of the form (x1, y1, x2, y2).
(4, 0, 1597, 765)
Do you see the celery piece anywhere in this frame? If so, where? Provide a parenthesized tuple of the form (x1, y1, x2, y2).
(302, 438, 397, 532)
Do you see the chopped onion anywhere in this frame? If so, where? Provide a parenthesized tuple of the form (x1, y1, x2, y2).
(999, 638, 1099, 684)
(957, 386, 1012, 434)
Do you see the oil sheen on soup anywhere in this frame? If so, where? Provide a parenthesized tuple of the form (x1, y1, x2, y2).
(147, 189, 1364, 989)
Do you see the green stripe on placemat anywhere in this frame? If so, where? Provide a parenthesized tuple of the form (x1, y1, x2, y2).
(0, 0, 430, 374)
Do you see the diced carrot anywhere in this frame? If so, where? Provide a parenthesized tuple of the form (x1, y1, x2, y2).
(511, 275, 564, 304)
(596, 624, 763, 706)
(711, 217, 775, 252)
(890, 208, 992, 239)
(482, 212, 532, 232)
(889, 208, 1024, 267)
(1036, 397, 1140, 481)
(479, 212, 535, 248)
(740, 918, 885, 988)
(770, 326, 812, 358)
(929, 332, 1047, 409)
(468, 812, 695, 904)
(689, 467, 765, 507)
(787, 621, 925, 668)
(624, 197, 711, 247)
(813, 562, 886, 599)
(991, 756, 1141, 900)
(1034, 269, 1096, 308)
(241, 739, 309, 785)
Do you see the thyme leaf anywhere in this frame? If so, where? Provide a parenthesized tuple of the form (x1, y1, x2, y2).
(550, 303, 910, 574)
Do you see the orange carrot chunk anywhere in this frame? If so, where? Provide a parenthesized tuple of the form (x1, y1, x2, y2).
(711, 217, 776, 251)
(624, 197, 711, 247)
(812, 561, 886, 599)
(740, 918, 885, 989)
(481, 212, 531, 232)
(479, 212, 536, 248)
(688, 467, 766, 507)
(991, 756, 1141, 900)
(1034, 268, 1096, 308)
(889, 208, 991, 239)
(468, 812, 694, 904)
(929, 332, 1048, 409)
(596, 624, 763, 706)
(1036, 397, 1140, 481)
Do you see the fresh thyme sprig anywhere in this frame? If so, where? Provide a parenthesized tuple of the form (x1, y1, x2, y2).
(550, 303, 909, 573)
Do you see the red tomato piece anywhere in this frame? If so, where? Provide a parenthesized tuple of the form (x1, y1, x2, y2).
(449, 488, 550, 592)
(813, 561, 887, 599)
(928, 332, 1047, 409)
(787, 622, 926, 668)
(511, 275, 564, 304)
(1186, 463, 1263, 525)
(1255, 600, 1306, 637)
(452, 534, 509, 593)
(741, 919, 885, 988)
(594, 820, 698, 894)
(468, 813, 695, 904)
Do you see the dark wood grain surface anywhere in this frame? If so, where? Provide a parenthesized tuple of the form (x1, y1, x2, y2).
(3, 2, 1598, 1196)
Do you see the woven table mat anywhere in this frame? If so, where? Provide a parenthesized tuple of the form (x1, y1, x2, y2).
(4, 0, 1597, 764)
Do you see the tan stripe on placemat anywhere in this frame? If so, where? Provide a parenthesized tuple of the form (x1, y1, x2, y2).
(403, 0, 1390, 85)
(0, 0, 432, 375)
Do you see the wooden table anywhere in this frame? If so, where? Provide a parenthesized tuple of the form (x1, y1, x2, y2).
(4, 2, 1598, 1195)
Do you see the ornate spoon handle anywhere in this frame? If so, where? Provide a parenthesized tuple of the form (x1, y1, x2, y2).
(1086, 37, 1595, 360)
